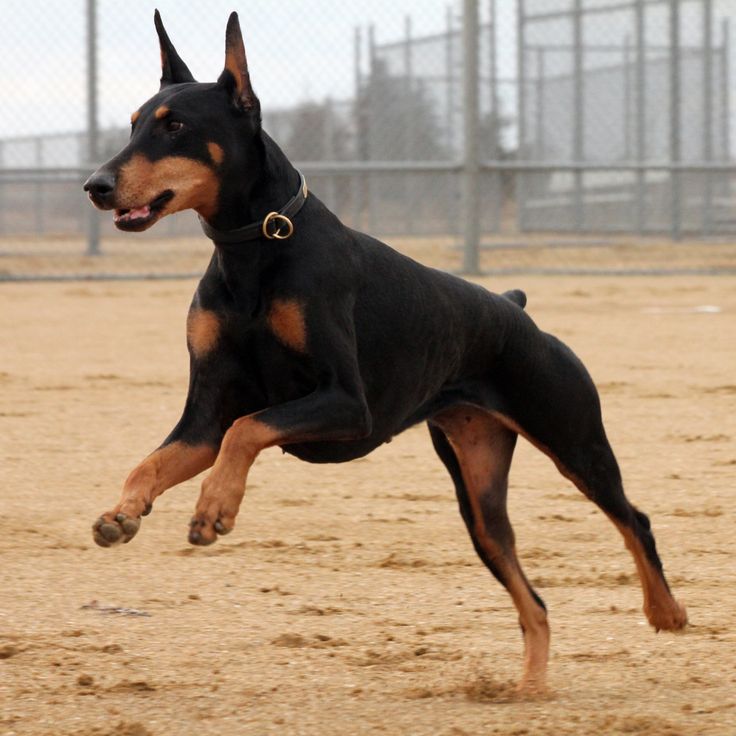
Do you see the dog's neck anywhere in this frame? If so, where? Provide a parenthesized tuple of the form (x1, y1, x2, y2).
(205, 130, 301, 233)
(204, 131, 306, 308)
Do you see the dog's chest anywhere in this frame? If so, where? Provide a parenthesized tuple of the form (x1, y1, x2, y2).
(188, 297, 316, 407)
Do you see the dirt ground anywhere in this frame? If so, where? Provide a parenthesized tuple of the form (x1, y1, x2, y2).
(1, 261, 735, 735)
(3, 232, 736, 278)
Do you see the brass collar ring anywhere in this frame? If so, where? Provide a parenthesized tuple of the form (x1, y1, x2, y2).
(262, 211, 295, 240)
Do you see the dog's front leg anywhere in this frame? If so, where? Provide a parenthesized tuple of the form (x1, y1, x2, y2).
(93, 441, 217, 547)
(92, 356, 237, 547)
(188, 318, 370, 545)
(188, 393, 369, 545)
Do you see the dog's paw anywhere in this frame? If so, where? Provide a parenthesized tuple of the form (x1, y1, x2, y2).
(646, 598, 688, 632)
(92, 512, 142, 547)
(187, 514, 234, 546)
(188, 480, 242, 546)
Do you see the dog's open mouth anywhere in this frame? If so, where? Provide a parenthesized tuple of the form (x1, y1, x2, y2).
(113, 190, 174, 231)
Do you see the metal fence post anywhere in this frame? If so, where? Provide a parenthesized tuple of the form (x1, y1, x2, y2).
(635, 0, 646, 234)
(86, 0, 100, 255)
(623, 35, 632, 161)
(535, 49, 546, 159)
(323, 96, 337, 211)
(516, 0, 527, 232)
(446, 6, 456, 236)
(367, 24, 377, 235)
(352, 26, 363, 231)
(446, 7, 454, 154)
(722, 19, 731, 162)
(669, 0, 682, 240)
(34, 137, 44, 235)
(703, 0, 713, 235)
(461, 0, 480, 274)
(721, 18, 732, 227)
(489, 0, 502, 233)
(573, 0, 584, 232)
(404, 15, 415, 235)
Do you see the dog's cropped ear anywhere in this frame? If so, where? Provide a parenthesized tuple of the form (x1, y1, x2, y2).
(217, 12, 259, 112)
(154, 9, 195, 88)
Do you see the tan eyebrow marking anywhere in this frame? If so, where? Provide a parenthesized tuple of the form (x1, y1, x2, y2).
(154, 105, 170, 120)
(207, 142, 224, 165)
(130, 110, 141, 124)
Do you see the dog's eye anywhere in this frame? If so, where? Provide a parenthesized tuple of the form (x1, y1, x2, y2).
(165, 120, 184, 133)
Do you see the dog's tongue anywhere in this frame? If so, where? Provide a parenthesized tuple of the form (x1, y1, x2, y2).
(127, 205, 151, 220)
(115, 205, 151, 223)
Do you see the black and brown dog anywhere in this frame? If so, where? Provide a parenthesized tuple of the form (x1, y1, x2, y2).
(84, 11, 687, 692)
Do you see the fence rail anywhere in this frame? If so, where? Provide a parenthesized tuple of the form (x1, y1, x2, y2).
(1, 0, 735, 278)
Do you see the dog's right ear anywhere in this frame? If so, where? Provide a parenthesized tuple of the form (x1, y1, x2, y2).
(154, 9, 195, 88)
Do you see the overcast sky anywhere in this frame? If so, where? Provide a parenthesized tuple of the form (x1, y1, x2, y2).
(2, 0, 515, 138)
(1, 0, 734, 152)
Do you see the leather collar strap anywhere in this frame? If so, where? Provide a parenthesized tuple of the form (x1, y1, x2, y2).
(199, 171, 308, 244)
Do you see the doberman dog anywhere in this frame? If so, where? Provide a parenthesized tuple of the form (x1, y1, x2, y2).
(83, 11, 687, 692)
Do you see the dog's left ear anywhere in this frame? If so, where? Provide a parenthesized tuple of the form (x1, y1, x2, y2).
(154, 10, 196, 87)
(217, 12, 259, 112)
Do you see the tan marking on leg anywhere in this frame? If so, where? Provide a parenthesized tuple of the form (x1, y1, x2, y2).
(130, 110, 141, 125)
(434, 406, 549, 693)
(93, 442, 216, 547)
(267, 299, 307, 353)
(190, 417, 281, 544)
(187, 308, 220, 358)
(154, 104, 170, 120)
(117, 153, 220, 220)
(122, 442, 216, 513)
(207, 142, 224, 165)
(612, 520, 687, 631)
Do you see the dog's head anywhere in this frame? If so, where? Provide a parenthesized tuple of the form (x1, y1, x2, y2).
(84, 11, 260, 231)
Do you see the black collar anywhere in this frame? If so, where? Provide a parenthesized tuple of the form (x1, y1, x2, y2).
(199, 171, 308, 244)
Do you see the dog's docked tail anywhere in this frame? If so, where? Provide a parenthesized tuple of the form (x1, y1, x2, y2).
(501, 289, 527, 310)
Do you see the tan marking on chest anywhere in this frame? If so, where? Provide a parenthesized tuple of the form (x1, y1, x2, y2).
(187, 309, 221, 358)
(267, 299, 307, 353)
(207, 142, 224, 165)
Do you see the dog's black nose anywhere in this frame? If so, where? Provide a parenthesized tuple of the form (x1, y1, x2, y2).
(84, 170, 116, 209)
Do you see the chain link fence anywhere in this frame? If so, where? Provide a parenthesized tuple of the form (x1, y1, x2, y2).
(1, 0, 735, 279)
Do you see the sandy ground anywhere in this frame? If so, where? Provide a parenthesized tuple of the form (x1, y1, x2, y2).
(1, 265, 735, 735)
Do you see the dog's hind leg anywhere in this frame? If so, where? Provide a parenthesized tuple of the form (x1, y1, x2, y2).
(542, 429, 687, 633)
(493, 332, 687, 633)
(429, 406, 549, 694)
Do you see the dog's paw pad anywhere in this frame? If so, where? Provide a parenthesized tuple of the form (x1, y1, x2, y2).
(95, 521, 122, 546)
(92, 513, 141, 548)
(115, 514, 141, 539)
